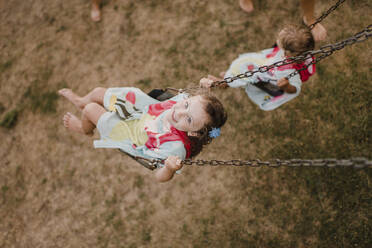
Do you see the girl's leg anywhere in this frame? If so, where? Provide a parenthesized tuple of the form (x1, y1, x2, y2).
(63, 103, 106, 135)
(81, 103, 106, 133)
(59, 87, 106, 110)
(300, 0, 327, 41)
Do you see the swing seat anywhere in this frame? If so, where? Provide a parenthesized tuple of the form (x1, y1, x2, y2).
(120, 149, 158, 170)
(148, 88, 175, 101)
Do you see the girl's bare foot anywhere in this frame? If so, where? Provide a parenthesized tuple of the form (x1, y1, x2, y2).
(239, 0, 254, 13)
(63, 112, 84, 134)
(59, 89, 84, 110)
(63, 112, 94, 135)
(91, 3, 101, 22)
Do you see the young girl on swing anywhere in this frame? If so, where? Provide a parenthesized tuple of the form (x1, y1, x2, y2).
(59, 85, 227, 182)
(201, 24, 316, 111)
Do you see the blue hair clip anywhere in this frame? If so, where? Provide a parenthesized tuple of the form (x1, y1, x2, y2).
(209, 127, 221, 138)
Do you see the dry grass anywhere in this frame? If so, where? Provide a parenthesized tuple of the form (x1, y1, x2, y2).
(0, 0, 371, 247)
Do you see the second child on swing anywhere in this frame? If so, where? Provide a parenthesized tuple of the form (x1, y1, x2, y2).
(201, 24, 316, 111)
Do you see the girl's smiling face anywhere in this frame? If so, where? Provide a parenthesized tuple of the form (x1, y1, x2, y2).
(165, 96, 209, 132)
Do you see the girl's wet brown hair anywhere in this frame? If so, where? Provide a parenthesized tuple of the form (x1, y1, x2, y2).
(187, 93, 227, 158)
(278, 24, 315, 56)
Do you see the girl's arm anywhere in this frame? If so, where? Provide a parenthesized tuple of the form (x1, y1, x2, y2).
(155, 156, 183, 182)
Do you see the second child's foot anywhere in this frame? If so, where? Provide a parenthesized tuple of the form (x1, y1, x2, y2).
(59, 89, 84, 110)
(239, 0, 254, 13)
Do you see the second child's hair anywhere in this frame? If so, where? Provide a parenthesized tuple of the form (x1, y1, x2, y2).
(278, 24, 315, 56)
(187, 94, 227, 158)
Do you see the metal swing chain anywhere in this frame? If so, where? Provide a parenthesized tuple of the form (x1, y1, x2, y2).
(181, 158, 372, 169)
(138, 157, 372, 169)
(308, 0, 346, 30)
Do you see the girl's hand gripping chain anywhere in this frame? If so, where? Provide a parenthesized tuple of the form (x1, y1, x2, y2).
(200, 77, 214, 88)
(165, 155, 183, 171)
(155, 155, 183, 182)
(200, 75, 228, 89)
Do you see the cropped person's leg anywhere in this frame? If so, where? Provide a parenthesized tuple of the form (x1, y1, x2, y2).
(91, 0, 102, 22)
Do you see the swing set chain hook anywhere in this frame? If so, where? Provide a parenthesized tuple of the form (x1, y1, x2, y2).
(308, 0, 346, 30)
(181, 158, 372, 169)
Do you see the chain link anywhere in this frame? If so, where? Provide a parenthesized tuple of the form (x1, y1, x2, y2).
(182, 158, 372, 169)
(308, 0, 346, 30)
(133, 157, 371, 169)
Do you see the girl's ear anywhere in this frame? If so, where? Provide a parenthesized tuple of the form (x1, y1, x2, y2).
(187, 131, 198, 137)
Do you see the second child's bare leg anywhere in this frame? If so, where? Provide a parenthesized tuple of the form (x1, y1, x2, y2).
(59, 87, 106, 110)
(301, 0, 327, 41)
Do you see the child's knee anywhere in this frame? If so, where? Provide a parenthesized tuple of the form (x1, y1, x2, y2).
(83, 103, 106, 125)
(83, 103, 101, 119)
(93, 87, 106, 95)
